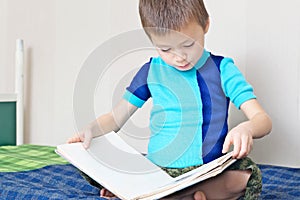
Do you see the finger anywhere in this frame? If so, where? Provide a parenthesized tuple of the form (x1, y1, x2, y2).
(82, 142, 90, 149)
(222, 135, 232, 154)
(83, 134, 92, 149)
(67, 136, 80, 144)
(246, 137, 253, 156)
(238, 139, 247, 159)
(232, 136, 241, 158)
(238, 133, 250, 158)
(66, 138, 72, 143)
(248, 138, 253, 153)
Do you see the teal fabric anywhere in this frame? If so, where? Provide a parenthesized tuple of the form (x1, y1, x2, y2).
(194, 49, 210, 70)
(123, 90, 145, 108)
(146, 57, 203, 167)
(220, 58, 256, 108)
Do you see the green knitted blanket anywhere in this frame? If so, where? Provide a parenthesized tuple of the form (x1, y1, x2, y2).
(0, 144, 68, 172)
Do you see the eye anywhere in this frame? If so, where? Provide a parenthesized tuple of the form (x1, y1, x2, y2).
(183, 41, 195, 48)
(160, 48, 171, 52)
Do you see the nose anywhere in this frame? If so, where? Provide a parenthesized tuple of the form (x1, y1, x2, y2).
(174, 50, 187, 63)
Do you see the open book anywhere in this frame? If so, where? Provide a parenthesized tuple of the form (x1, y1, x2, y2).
(56, 132, 236, 200)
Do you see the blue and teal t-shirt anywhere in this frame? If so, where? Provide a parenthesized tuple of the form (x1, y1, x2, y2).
(123, 50, 256, 168)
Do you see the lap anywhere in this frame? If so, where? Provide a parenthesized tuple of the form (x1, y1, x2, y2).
(163, 157, 262, 200)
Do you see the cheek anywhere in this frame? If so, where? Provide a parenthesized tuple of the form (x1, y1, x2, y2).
(159, 53, 173, 65)
(189, 47, 203, 61)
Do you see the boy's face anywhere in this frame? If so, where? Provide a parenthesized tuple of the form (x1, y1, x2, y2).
(150, 20, 209, 71)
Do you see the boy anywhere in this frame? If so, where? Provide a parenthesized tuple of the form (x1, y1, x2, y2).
(68, 0, 272, 199)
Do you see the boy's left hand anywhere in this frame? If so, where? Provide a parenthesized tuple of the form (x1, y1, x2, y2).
(222, 121, 253, 159)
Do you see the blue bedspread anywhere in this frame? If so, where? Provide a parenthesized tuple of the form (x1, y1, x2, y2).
(0, 164, 299, 199)
(259, 164, 300, 199)
(0, 164, 105, 200)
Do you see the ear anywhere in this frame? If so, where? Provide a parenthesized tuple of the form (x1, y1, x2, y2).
(204, 18, 210, 34)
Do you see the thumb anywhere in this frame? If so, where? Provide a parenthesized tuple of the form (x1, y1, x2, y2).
(83, 140, 91, 149)
(82, 132, 92, 149)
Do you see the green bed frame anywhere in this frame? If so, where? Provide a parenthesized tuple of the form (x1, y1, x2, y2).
(0, 98, 17, 146)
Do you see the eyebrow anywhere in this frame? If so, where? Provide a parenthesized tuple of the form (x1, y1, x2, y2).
(155, 39, 194, 48)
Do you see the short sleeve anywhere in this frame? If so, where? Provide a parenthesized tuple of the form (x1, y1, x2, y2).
(123, 60, 151, 108)
(220, 58, 256, 109)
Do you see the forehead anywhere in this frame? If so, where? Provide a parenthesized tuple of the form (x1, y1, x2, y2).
(149, 21, 204, 46)
(151, 31, 192, 46)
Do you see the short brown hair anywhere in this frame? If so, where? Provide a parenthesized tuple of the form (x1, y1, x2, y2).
(139, 0, 209, 35)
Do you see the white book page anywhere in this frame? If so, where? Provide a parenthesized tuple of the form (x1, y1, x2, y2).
(56, 132, 173, 200)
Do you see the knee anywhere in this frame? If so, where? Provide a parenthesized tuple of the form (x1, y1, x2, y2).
(223, 170, 251, 194)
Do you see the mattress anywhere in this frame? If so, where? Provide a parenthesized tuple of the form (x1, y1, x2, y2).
(0, 144, 299, 199)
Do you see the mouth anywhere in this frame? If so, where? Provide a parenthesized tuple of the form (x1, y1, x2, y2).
(177, 63, 191, 69)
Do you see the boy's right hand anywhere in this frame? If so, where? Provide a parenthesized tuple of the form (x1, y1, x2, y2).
(67, 119, 104, 148)
(67, 128, 93, 149)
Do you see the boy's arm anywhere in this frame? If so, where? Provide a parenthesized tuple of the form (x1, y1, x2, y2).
(222, 99, 272, 159)
(68, 99, 138, 148)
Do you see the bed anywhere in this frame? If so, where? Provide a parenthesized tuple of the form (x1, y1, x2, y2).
(0, 144, 299, 200)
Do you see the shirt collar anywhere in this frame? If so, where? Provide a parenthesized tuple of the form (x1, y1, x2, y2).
(194, 49, 210, 70)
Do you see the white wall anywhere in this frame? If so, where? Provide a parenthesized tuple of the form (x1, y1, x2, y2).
(1, 0, 300, 167)
(0, 0, 9, 92)
(245, 1, 300, 167)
